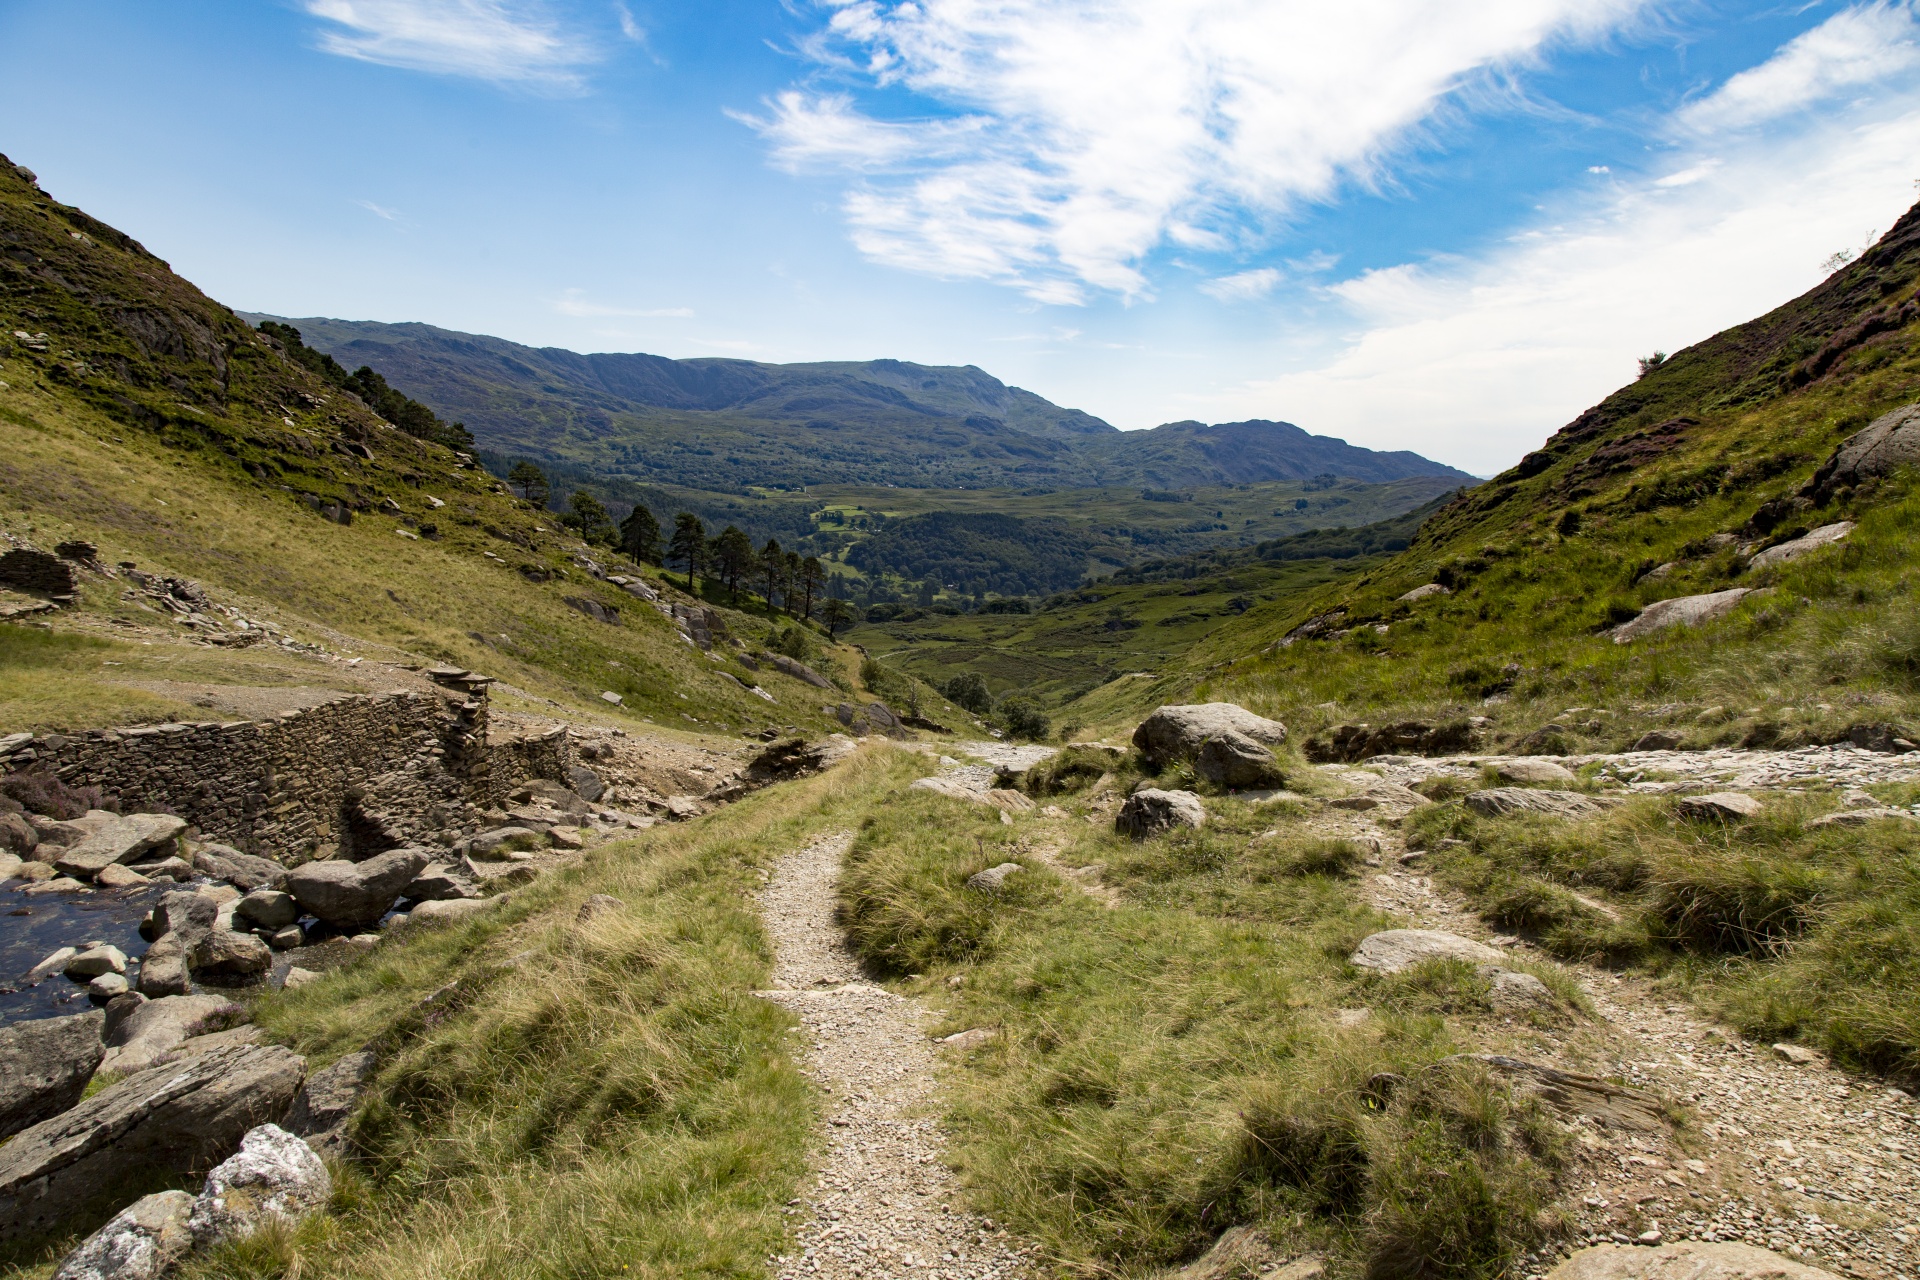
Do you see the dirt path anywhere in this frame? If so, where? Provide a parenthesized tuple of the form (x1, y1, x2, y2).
(1295, 777, 1920, 1279)
(758, 833, 1032, 1280)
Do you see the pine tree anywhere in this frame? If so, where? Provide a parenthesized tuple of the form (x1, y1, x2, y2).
(760, 538, 784, 610)
(820, 597, 855, 639)
(670, 513, 707, 592)
(712, 525, 755, 601)
(562, 490, 617, 545)
(619, 503, 661, 563)
(800, 556, 825, 621)
(509, 461, 551, 506)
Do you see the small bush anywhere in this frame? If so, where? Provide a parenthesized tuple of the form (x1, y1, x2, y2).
(999, 695, 1052, 742)
(943, 672, 994, 715)
(0, 769, 112, 819)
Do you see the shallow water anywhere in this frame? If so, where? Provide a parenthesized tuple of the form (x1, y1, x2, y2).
(0, 879, 169, 1027)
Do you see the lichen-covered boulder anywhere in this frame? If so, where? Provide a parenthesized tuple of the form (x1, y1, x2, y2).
(1132, 703, 1287, 766)
(186, 1124, 331, 1249)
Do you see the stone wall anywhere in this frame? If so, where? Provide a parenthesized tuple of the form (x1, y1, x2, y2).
(0, 686, 576, 862)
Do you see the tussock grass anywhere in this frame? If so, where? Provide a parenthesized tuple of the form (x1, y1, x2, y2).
(840, 786, 1582, 1278)
(1412, 791, 1920, 1077)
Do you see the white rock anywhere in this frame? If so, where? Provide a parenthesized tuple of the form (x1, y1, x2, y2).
(65, 946, 128, 979)
(1612, 589, 1751, 644)
(1748, 522, 1854, 571)
(1350, 929, 1505, 974)
(1397, 583, 1451, 602)
(187, 1124, 331, 1248)
(50, 1189, 195, 1280)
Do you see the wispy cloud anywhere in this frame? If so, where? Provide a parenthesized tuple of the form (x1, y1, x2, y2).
(355, 198, 402, 220)
(552, 289, 692, 318)
(1677, 0, 1920, 134)
(748, 0, 1651, 303)
(304, 0, 598, 86)
(1199, 267, 1283, 302)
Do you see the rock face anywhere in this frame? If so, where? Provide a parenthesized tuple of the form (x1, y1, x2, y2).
(1547, 1242, 1840, 1280)
(1133, 703, 1287, 766)
(186, 1124, 331, 1248)
(1350, 930, 1506, 973)
(52, 814, 186, 880)
(1194, 730, 1284, 788)
(1116, 788, 1207, 839)
(1464, 788, 1606, 819)
(101, 995, 240, 1075)
(283, 1049, 376, 1158)
(1677, 792, 1762, 820)
(1612, 589, 1752, 644)
(0, 1011, 105, 1141)
(287, 846, 429, 928)
(1749, 522, 1854, 572)
(965, 863, 1024, 893)
(1805, 402, 1920, 501)
(49, 1189, 195, 1280)
(0, 1041, 305, 1242)
(1305, 719, 1484, 762)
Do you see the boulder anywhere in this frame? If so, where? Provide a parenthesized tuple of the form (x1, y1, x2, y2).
(404, 862, 479, 901)
(0, 1011, 105, 1141)
(1397, 583, 1451, 602)
(66, 946, 127, 979)
(965, 863, 1024, 893)
(151, 890, 217, 943)
(1464, 788, 1605, 819)
(100, 995, 241, 1074)
(49, 1189, 195, 1280)
(101, 993, 147, 1039)
(1807, 807, 1917, 828)
(235, 889, 298, 930)
(0, 851, 21, 880)
(1805, 402, 1920, 501)
(1491, 758, 1577, 785)
(1612, 589, 1751, 644)
(769, 654, 834, 688)
(1194, 730, 1285, 788)
(1350, 929, 1505, 974)
(134, 937, 191, 999)
(464, 827, 545, 860)
(567, 765, 604, 803)
(128, 856, 191, 882)
(1749, 522, 1854, 572)
(186, 1124, 331, 1249)
(88, 974, 130, 1001)
(1133, 703, 1287, 765)
(287, 846, 429, 928)
(25, 947, 79, 984)
(1632, 730, 1684, 751)
(190, 845, 288, 893)
(1547, 1242, 1840, 1280)
(1487, 970, 1557, 1015)
(1116, 788, 1207, 839)
(192, 929, 273, 981)
(0, 1041, 306, 1243)
(407, 898, 490, 925)
(94, 865, 150, 889)
(53, 814, 187, 881)
(1677, 792, 1762, 821)
(37, 811, 122, 851)
(0, 810, 37, 855)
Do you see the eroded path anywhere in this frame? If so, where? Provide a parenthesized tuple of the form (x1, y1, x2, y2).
(759, 833, 1031, 1280)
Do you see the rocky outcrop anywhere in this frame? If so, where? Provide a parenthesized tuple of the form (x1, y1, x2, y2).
(1133, 704, 1287, 766)
(1612, 589, 1752, 644)
(1349, 929, 1505, 973)
(50, 814, 185, 881)
(0, 1041, 305, 1242)
(909, 776, 1036, 811)
(769, 654, 833, 689)
(1804, 402, 1920, 502)
(286, 846, 430, 928)
(283, 1050, 376, 1158)
(1676, 792, 1761, 820)
(50, 1189, 195, 1280)
(100, 995, 239, 1075)
(186, 1124, 331, 1249)
(1548, 1241, 1839, 1280)
(1748, 522, 1854, 572)
(1305, 719, 1485, 762)
(0, 1011, 105, 1141)
(1116, 788, 1206, 838)
(1464, 788, 1606, 819)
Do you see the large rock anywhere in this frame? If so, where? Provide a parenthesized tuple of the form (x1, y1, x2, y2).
(1676, 792, 1762, 820)
(49, 1189, 195, 1280)
(1194, 730, 1285, 788)
(965, 863, 1024, 893)
(235, 889, 298, 930)
(37, 811, 122, 851)
(1805, 402, 1920, 500)
(283, 1050, 376, 1158)
(1464, 788, 1606, 819)
(0, 1042, 306, 1243)
(0, 810, 37, 855)
(100, 995, 240, 1075)
(190, 845, 288, 893)
(1548, 1242, 1840, 1280)
(1749, 522, 1854, 572)
(1612, 589, 1751, 644)
(1133, 703, 1287, 766)
(1116, 788, 1207, 839)
(1491, 758, 1577, 785)
(404, 862, 479, 901)
(909, 776, 1036, 811)
(287, 846, 429, 928)
(186, 1124, 330, 1248)
(1350, 929, 1505, 973)
(770, 654, 834, 688)
(134, 936, 190, 999)
(406, 898, 490, 925)
(192, 929, 273, 982)
(0, 1011, 105, 1141)
(53, 815, 186, 880)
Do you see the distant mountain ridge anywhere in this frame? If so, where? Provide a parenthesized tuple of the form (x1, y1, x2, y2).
(254, 316, 1475, 492)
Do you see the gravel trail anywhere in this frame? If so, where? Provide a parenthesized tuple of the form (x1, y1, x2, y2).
(760, 833, 1032, 1280)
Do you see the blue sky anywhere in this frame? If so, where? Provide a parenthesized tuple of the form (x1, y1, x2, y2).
(5, 1, 1920, 474)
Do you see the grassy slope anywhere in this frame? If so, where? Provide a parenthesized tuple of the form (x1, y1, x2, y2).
(0, 157, 895, 738)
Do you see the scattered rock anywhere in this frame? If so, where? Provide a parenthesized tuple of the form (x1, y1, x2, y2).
(404, 862, 479, 901)
(1133, 703, 1287, 766)
(1748, 522, 1854, 572)
(0, 811, 38, 855)
(189, 846, 287, 893)
(0, 1041, 306, 1243)
(192, 929, 273, 982)
(0, 1011, 105, 1141)
(1772, 1042, 1820, 1065)
(662, 795, 704, 820)
(464, 826, 545, 859)
(286, 846, 429, 928)
(1805, 402, 1920, 501)
(186, 1123, 331, 1248)
(1676, 792, 1762, 820)
(965, 863, 1024, 893)
(1492, 758, 1577, 785)
(281, 968, 320, 991)
(92, 864, 150, 889)
(1116, 788, 1207, 838)
(100, 995, 242, 1074)
(1612, 589, 1752, 644)
(1350, 929, 1506, 973)
(1469, 1055, 1665, 1131)
(1806, 808, 1915, 829)
(283, 1050, 377, 1157)
(49, 1189, 195, 1280)
(908, 775, 1035, 811)
(88, 974, 129, 1001)
(1547, 1241, 1839, 1280)
(25, 947, 80, 984)
(938, 1028, 996, 1051)
(769, 654, 833, 688)
(1464, 788, 1606, 819)
(407, 897, 489, 925)
(1194, 729, 1285, 788)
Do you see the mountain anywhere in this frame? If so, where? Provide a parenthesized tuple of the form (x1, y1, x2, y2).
(255, 316, 1475, 492)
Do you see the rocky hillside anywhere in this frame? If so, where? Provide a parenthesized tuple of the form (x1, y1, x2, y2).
(264, 315, 1476, 492)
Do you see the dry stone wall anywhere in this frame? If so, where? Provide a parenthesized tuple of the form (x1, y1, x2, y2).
(0, 686, 574, 862)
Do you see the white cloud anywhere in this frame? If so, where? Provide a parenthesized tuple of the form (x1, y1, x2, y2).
(553, 289, 692, 318)
(355, 198, 401, 220)
(304, 0, 597, 85)
(1198, 102, 1920, 476)
(1199, 267, 1284, 301)
(1678, 1, 1920, 134)
(751, 0, 1650, 302)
